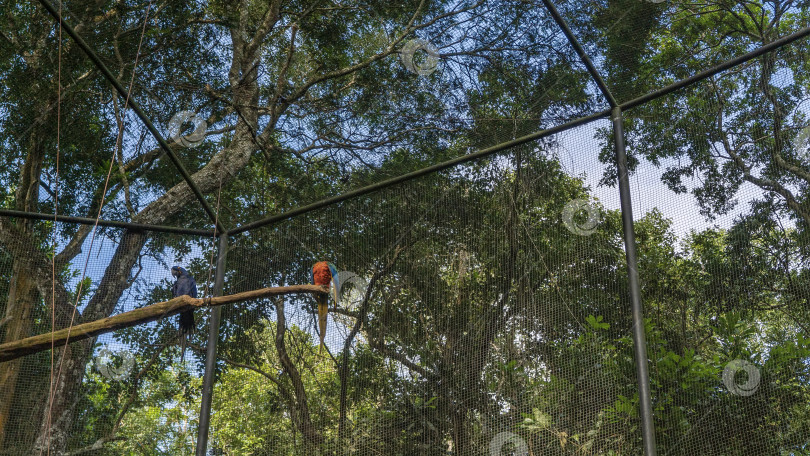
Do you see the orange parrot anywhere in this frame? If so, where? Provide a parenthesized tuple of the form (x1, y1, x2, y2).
(312, 261, 339, 353)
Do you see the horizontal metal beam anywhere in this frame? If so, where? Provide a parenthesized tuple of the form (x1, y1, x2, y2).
(229, 109, 612, 235)
(33, 0, 810, 242)
(36, 0, 227, 235)
(0, 209, 212, 236)
(231, 23, 810, 236)
(231, 28, 810, 236)
(621, 25, 810, 110)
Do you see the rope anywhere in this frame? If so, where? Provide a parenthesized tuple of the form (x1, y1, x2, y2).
(44, 0, 63, 450)
(203, 158, 226, 302)
(43, 3, 154, 452)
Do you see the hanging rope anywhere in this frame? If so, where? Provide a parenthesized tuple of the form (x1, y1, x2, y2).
(44, 0, 63, 450)
(203, 153, 226, 301)
(43, 3, 155, 453)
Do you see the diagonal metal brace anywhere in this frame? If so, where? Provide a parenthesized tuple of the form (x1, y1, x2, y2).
(35, 0, 227, 235)
(540, 0, 618, 108)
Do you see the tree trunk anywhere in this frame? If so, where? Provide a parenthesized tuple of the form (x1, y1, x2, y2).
(0, 132, 45, 448)
(31, 340, 93, 454)
(0, 260, 40, 449)
(28, 48, 262, 456)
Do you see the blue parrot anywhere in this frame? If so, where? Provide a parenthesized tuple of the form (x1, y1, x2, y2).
(171, 266, 197, 361)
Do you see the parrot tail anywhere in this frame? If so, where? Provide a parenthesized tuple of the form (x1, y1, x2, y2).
(179, 310, 194, 363)
(317, 295, 328, 354)
(180, 333, 187, 363)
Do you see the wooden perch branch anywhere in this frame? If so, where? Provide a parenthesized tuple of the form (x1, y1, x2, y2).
(0, 284, 328, 363)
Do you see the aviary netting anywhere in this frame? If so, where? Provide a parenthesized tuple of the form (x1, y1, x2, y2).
(1, 0, 809, 455)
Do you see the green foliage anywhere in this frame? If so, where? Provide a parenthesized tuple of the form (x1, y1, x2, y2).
(1, 1, 809, 455)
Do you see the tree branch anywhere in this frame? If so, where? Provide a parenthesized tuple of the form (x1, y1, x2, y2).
(0, 285, 328, 362)
(274, 298, 323, 445)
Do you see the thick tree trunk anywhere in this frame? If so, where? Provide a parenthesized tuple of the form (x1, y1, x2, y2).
(29, 43, 262, 456)
(0, 260, 40, 449)
(0, 132, 46, 448)
(32, 340, 93, 454)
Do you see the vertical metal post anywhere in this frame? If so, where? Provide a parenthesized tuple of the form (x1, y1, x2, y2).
(612, 106, 657, 455)
(196, 234, 228, 456)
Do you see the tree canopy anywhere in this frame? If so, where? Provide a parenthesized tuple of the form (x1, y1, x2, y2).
(0, 0, 809, 455)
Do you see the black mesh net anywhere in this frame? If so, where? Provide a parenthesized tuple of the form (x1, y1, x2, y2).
(1, 0, 809, 455)
(0, 222, 218, 454)
(556, 0, 810, 105)
(624, 51, 810, 454)
(213, 136, 641, 454)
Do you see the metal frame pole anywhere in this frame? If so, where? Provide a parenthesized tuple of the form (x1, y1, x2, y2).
(196, 234, 228, 455)
(0, 209, 212, 236)
(612, 106, 657, 455)
(539, 0, 617, 107)
(229, 109, 610, 235)
(621, 25, 810, 111)
(35, 0, 227, 235)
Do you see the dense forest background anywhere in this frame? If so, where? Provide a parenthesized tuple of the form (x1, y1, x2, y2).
(1, 0, 809, 454)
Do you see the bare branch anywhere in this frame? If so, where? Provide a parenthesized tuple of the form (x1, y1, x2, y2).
(274, 298, 323, 445)
(0, 285, 328, 362)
